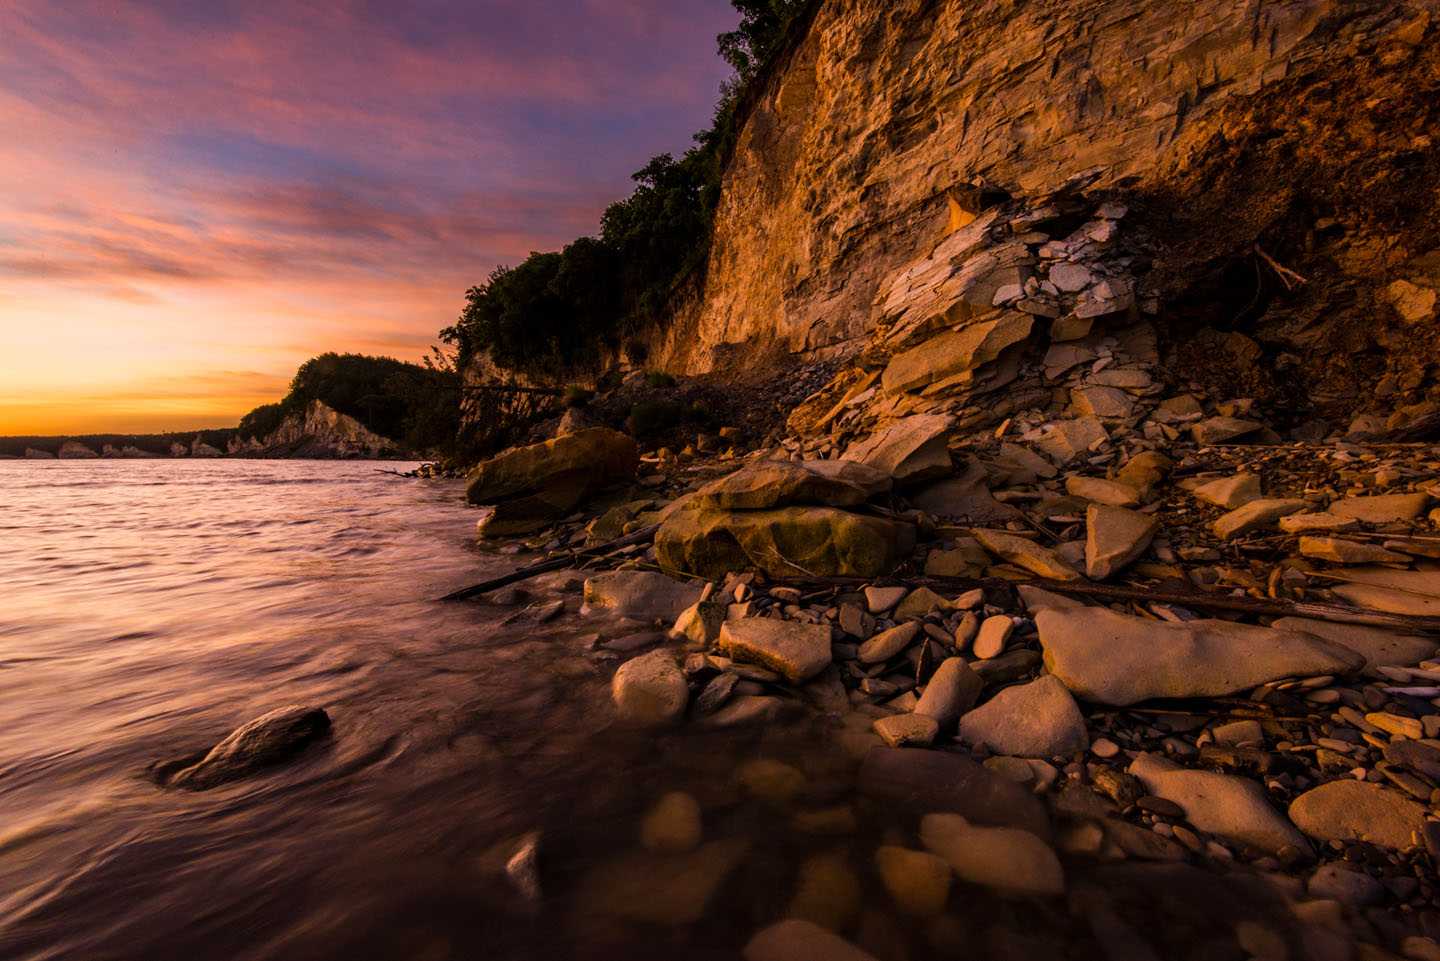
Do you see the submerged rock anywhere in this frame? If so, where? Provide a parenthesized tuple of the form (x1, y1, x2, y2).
(583, 570, 704, 622)
(158, 705, 331, 790)
(920, 812, 1064, 895)
(858, 746, 1049, 838)
(612, 650, 688, 724)
(744, 919, 879, 961)
(719, 617, 832, 684)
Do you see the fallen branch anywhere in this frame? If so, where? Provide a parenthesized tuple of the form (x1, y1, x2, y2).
(784, 573, 1440, 632)
(439, 524, 661, 601)
(1254, 245, 1310, 290)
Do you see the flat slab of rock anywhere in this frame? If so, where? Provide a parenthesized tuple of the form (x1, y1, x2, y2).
(1329, 567, 1440, 615)
(584, 570, 706, 622)
(1328, 492, 1431, 523)
(612, 651, 688, 724)
(1032, 417, 1108, 466)
(913, 657, 983, 726)
(858, 747, 1049, 838)
(1278, 512, 1360, 534)
(1270, 617, 1437, 669)
(920, 813, 1064, 895)
(1192, 474, 1262, 509)
(873, 712, 938, 747)
(656, 506, 916, 580)
(911, 463, 1019, 523)
(858, 621, 920, 663)
(1066, 475, 1141, 507)
(1288, 780, 1428, 849)
(1034, 603, 1363, 706)
(1085, 503, 1158, 580)
(719, 618, 833, 684)
(691, 460, 891, 510)
(844, 413, 956, 484)
(1212, 499, 1308, 540)
(1191, 416, 1263, 445)
(958, 675, 1087, 758)
(881, 314, 1033, 396)
(1129, 754, 1307, 855)
(1298, 536, 1409, 565)
(973, 528, 1082, 580)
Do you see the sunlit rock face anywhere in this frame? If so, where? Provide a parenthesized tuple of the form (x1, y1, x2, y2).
(645, 0, 1431, 389)
(228, 400, 400, 458)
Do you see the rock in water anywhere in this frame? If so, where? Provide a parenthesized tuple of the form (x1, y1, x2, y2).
(612, 651, 688, 724)
(160, 706, 331, 790)
(583, 570, 705, 622)
(1034, 603, 1363, 706)
(466, 428, 639, 536)
(744, 920, 880, 961)
(920, 812, 1064, 895)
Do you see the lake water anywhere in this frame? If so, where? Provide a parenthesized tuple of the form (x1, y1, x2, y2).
(0, 460, 1392, 960)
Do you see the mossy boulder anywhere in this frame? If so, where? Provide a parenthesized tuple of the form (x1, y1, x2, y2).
(655, 506, 916, 580)
(467, 428, 638, 537)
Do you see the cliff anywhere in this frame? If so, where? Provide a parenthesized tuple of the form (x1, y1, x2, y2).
(229, 400, 404, 459)
(642, 0, 1436, 427)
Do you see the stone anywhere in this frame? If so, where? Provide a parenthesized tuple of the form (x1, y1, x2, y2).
(789, 853, 862, 930)
(1278, 512, 1361, 534)
(1065, 475, 1141, 507)
(1192, 474, 1262, 509)
(874, 846, 951, 918)
(910, 463, 1019, 523)
(1032, 417, 1109, 465)
(467, 428, 639, 536)
(1113, 450, 1172, 495)
(157, 705, 331, 790)
(1329, 567, 1440, 615)
(692, 459, 892, 510)
(972, 615, 1014, 659)
(858, 747, 1050, 837)
(893, 586, 953, 620)
(864, 586, 909, 613)
(1070, 385, 1135, 423)
(612, 651, 688, 724)
(1329, 492, 1431, 523)
(641, 792, 703, 854)
(973, 528, 1083, 580)
(1386, 278, 1439, 325)
(719, 618, 833, 684)
(1128, 754, 1308, 855)
(958, 675, 1088, 758)
(672, 600, 727, 645)
(858, 622, 920, 664)
(576, 839, 747, 927)
(584, 570, 706, 622)
(873, 712, 939, 747)
(503, 832, 542, 901)
(656, 506, 916, 580)
(882, 314, 1034, 395)
(1034, 602, 1363, 706)
(1191, 417, 1263, 445)
(844, 414, 956, 484)
(737, 759, 807, 803)
(920, 813, 1064, 895)
(743, 920, 879, 961)
(1085, 503, 1158, 580)
(913, 657, 984, 727)
(1308, 863, 1385, 907)
(1288, 780, 1429, 849)
(1048, 262, 1092, 292)
(1212, 499, 1309, 540)
(1211, 719, 1263, 747)
(1299, 536, 1410, 565)
(57, 440, 98, 458)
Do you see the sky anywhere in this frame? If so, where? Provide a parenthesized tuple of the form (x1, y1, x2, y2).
(0, 0, 739, 435)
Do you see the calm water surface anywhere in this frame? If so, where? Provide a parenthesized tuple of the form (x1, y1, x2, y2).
(0, 460, 831, 961)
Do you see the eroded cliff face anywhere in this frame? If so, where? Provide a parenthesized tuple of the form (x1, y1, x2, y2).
(648, 0, 1437, 427)
(229, 401, 401, 458)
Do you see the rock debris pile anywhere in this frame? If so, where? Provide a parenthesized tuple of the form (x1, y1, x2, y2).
(459, 183, 1440, 960)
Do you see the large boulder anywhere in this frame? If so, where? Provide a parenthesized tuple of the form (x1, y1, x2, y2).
(583, 570, 705, 622)
(467, 428, 638, 536)
(1031, 598, 1363, 706)
(656, 506, 916, 580)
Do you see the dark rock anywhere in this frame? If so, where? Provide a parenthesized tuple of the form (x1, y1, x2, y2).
(157, 705, 331, 790)
(858, 746, 1050, 839)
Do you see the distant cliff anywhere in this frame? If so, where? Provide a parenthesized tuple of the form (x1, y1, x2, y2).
(229, 400, 403, 459)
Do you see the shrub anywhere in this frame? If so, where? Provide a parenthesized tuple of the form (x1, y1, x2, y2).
(625, 399, 682, 435)
(644, 371, 676, 389)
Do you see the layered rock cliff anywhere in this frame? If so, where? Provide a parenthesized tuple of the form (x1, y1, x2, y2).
(229, 400, 402, 459)
(644, 0, 1436, 429)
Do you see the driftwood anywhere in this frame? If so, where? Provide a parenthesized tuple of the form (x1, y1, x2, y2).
(439, 524, 661, 601)
(782, 572, 1440, 633)
(458, 384, 564, 397)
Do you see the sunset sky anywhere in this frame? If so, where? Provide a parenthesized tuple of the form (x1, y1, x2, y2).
(0, 0, 738, 435)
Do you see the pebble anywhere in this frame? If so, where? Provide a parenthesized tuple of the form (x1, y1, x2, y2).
(972, 615, 1014, 659)
(873, 712, 939, 747)
(873, 846, 952, 917)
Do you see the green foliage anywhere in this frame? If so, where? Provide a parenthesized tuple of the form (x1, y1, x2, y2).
(562, 384, 594, 408)
(237, 352, 461, 453)
(644, 371, 677, 389)
(443, 0, 807, 380)
(625, 399, 683, 435)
